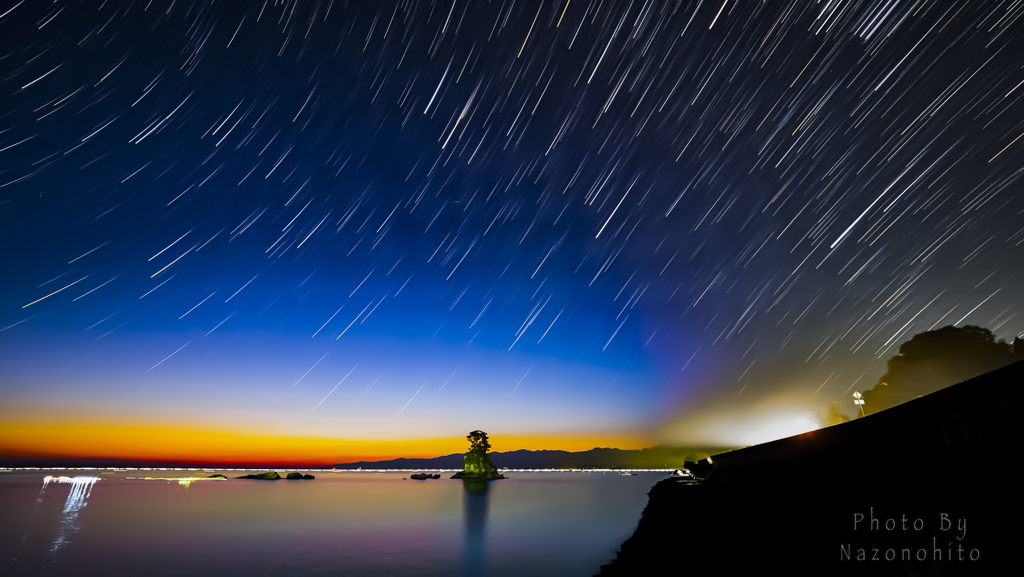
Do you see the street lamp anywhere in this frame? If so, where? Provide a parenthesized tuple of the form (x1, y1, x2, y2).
(852, 391, 865, 417)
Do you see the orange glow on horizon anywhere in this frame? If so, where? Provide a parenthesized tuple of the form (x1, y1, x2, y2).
(0, 424, 657, 466)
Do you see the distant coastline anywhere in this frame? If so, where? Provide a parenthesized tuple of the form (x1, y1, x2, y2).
(333, 446, 724, 471)
(0, 445, 726, 470)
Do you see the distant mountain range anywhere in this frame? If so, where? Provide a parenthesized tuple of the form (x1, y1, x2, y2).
(334, 446, 722, 470)
(0, 446, 722, 470)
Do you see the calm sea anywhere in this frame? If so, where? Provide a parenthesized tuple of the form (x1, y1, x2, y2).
(0, 469, 665, 576)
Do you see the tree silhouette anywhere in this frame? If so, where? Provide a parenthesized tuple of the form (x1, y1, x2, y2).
(819, 401, 852, 427)
(861, 325, 1022, 415)
(467, 430, 491, 453)
(453, 430, 504, 479)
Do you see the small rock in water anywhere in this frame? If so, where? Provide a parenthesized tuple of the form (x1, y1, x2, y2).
(285, 472, 316, 480)
(237, 472, 281, 480)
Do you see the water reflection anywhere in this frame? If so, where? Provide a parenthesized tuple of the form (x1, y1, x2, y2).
(41, 476, 100, 555)
(0, 471, 661, 576)
(462, 480, 492, 576)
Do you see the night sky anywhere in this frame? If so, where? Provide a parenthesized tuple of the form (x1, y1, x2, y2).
(2, 0, 1022, 460)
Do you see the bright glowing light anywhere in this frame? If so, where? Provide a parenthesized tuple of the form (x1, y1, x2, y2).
(747, 415, 819, 446)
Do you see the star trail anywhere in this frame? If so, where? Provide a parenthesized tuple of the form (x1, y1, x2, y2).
(1, 0, 1022, 454)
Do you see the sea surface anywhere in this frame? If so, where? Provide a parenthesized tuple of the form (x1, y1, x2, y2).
(0, 469, 665, 576)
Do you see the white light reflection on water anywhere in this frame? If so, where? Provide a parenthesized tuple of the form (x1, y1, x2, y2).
(40, 476, 100, 554)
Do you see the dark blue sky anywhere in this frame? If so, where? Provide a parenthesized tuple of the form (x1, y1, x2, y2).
(2, 0, 1022, 450)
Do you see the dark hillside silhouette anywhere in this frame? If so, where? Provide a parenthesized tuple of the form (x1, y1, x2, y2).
(601, 359, 1024, 576)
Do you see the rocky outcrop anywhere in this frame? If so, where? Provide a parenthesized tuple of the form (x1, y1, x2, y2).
(285, 472, 315, 479)
(409, 473, 441, 480)
(450, 447, 505, 479)
(236, 472, 281, 480)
